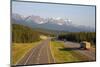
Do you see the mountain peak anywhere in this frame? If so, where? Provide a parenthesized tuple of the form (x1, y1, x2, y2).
(12, 13, 95, 32)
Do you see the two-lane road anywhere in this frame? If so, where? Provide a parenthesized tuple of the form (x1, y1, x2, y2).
(16, 39, 55, 65)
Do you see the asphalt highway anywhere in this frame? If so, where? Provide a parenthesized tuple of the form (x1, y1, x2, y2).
(16, 39, 55, 65)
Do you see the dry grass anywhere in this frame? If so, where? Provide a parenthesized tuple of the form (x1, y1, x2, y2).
(50, 41, 79, 63)
(50, 41, 90, 63)
(12, 41, 41, 64)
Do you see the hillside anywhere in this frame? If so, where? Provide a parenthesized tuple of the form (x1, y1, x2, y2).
(12, 13, 95, 32)
(12, 24, 41, 43)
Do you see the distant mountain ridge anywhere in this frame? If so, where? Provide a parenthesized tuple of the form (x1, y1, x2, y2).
(12, 13, 95, 32)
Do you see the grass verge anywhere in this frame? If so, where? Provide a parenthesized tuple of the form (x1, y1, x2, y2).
(12, 41, 41, 64)
(50, 41, 90, 63)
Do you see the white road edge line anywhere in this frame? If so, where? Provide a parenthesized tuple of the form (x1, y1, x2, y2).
(36, 44, 44, 64)
(37, 46, 43, 64)
(24, 47, 36, 65)
(15, 46, 33, 65)
(15, 42, 42, 65)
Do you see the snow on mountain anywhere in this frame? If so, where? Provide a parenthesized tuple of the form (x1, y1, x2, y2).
(45, 17, 71, 26)
(12, 13, 95, 32)
(12, 13, 72, 26)
(25, 15, 45, 24)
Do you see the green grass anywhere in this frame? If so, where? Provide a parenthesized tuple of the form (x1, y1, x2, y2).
(50, 41, 90, 63)
(12, 41, 41, 64)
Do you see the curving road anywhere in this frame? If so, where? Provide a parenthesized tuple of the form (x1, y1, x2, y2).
(16, 39, 55, 66)
(14, 39, 96, 66)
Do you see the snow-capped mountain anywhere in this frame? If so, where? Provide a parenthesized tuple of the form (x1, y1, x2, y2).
(12, 13, 95, 32)
(45, 17, 70, 26)
(25, 15, 45, 24)
(12, 13, 24, 24)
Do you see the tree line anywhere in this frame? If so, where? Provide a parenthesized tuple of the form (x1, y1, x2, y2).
(12, 24, 41, 43)
(58, 32, 96, 45)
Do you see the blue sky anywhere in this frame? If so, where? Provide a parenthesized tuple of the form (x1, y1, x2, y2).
(12, 1, 95, 28)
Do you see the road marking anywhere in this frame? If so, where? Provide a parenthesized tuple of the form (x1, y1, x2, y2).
(36, 43, 45, 64)
(49, 41, 56, 63)
(16, 39, 55, 65)
(15, 46, 34, 65)
(24, 42, 42, 65)
(24, 47, 37, 65)
(15, 42, 42, 65)
(24, 42, 44, 65)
